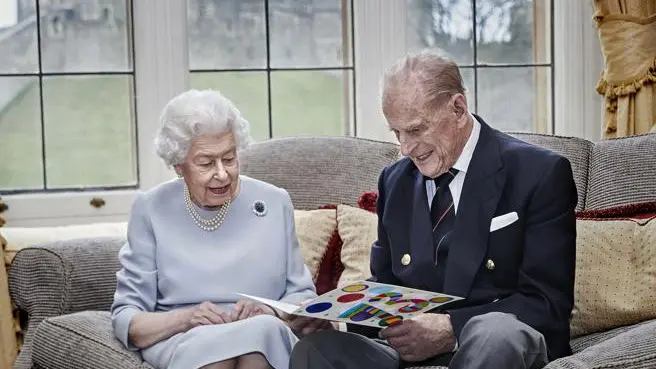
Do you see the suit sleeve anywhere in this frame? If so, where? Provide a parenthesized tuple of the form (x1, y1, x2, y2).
(110, 192, 158, 351)
(280, 190, 318, 304)
(369, 166, 403, 285)
(347, 166, 401, 336)
(446, 157, 578, 348)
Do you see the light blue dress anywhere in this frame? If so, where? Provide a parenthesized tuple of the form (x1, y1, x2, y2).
(110, 175, 317, 369)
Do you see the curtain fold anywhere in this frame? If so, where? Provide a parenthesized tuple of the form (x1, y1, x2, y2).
(593, 0, 656, 138)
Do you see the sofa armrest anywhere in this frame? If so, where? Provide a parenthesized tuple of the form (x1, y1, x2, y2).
(33, 311, 152, 369)
(545, 319, 656, 369)
(7, 237, 125, 369)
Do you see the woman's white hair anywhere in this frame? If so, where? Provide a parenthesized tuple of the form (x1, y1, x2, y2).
(154, 89, 252, 167)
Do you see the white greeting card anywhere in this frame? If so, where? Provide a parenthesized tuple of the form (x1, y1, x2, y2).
(239, 280, 463, 328)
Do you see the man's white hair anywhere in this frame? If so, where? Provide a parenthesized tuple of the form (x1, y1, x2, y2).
(154, 89, 252, 167)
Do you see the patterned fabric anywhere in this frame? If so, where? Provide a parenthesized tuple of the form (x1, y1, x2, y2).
(585, 133, 656, 209)
(335, 205, 377, 287)
(508, 132, 593, 212)
(239, 137, 400, 210)
(32, 311, 151, 369)
(8, 238, 124, 369)
(571, 217, 656, 337)
(544, 319, 656, 369)
(293, 209, 338, 281)
(430, 169, 458, 291)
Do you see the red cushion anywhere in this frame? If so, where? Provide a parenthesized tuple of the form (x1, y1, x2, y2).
(313, 205, 345, 294)
(576, 201, 656, 221)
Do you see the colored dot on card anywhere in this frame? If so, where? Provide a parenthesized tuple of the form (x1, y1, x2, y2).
(368, 286, 394, 294)
(429, 297, 453, 303)
(337, 293, 365, 303)
(305, 302, 332, 314)
(342, 284, 368, 292)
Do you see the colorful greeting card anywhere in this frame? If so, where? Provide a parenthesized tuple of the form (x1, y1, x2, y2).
(239, 280, 463, 328)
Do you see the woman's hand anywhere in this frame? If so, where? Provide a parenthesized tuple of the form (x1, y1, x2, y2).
(230, 299, 276, 321)
(187, 301, 233, 328)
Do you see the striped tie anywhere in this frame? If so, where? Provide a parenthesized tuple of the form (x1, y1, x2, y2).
(429, 168, 458, 291)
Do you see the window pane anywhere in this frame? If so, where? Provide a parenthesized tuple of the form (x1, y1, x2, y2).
(271, 70, 351, 137)
(187, 0, 267, 70)
(476, 0, 551, 64)
(0, 76, 43, 190)
(476, 66, 551, 133)
(269, 0, 352, 68)
(406, 0, 474, 65)
(189, 71, 270, 141)
(39, 0, 132, 73)
(0, 0, 38, 74)
(460, 67, 475, 108)
(42, 75, 137, 188)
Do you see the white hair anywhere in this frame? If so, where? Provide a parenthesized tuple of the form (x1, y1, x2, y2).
(154, 89, 252, 167)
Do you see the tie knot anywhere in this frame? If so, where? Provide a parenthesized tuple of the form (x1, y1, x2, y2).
(433, 168, 458, 188)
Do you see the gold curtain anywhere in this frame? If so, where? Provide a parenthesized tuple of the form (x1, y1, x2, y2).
(593, 0, 656, 138)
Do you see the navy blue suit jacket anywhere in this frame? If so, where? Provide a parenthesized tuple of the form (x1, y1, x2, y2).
(350, 117, 577, 360)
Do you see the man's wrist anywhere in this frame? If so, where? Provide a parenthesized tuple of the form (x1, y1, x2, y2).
(444, 313, 457, 352)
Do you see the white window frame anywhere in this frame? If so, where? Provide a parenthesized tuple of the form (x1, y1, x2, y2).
(3, 0, 604, 227)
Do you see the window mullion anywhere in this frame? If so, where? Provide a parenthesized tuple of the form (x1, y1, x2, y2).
(353, 0, 407, 143)
(133, 0, 188, 189)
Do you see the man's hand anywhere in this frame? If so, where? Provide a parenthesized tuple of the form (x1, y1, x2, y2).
(379, 313, 455, 362)
(286, 315, 337, 337)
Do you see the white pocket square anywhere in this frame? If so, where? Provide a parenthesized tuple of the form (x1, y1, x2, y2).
(490, 212, 519, 232)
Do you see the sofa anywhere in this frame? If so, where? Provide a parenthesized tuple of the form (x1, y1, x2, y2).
(3, 132, 656, 369)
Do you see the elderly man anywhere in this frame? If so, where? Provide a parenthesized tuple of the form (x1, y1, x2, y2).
(288, 50, 578, 369)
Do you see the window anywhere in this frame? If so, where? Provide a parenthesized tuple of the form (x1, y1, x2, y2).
(405, 0, 553, 133)
(185, 0, 355, 140)
(0, 0, 137, 194)
(0, 0, 599, 226)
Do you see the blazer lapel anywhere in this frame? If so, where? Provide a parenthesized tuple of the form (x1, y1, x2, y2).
(443, 120, 505, 298)
(409, 169, 434, 276)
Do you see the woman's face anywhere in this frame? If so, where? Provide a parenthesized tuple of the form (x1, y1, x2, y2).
(175, 132, 240, 208)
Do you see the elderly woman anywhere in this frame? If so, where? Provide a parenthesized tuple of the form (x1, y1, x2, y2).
(110, 89, 317, 369)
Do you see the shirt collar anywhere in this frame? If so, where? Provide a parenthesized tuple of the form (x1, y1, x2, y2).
(451, 112, 481, 174)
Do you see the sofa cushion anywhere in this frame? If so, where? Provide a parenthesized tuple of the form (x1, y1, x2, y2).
(32, 311, 151, 369)
(508, 133, 593, 212)
(585, 133, 656, 210)
(239, 137, 399, 210)
(293, 209, 338, 281)
(571, 215, 656, 337)
(335, 204, 377, 287)
(546, 318, 656, 369)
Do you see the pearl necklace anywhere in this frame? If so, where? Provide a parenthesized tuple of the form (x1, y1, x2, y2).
(184, 185, 231, 231)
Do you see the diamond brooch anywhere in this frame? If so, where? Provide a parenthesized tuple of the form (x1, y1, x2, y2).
(252, 200, 267, 217)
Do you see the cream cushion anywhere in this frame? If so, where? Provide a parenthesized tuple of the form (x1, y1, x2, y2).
(335, 205, 377, 287)
(571, 216, 656, 337)
(292, 209, 337, 280)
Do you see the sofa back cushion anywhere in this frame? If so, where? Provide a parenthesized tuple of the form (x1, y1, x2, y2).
(239, 137, 400, 210)
(585, 133, 656, 210)
(508, 133, 593, 212)
(571, 215, 656, 337)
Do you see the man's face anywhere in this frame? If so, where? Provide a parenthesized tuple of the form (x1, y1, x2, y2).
(384, 94, 469, 179)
